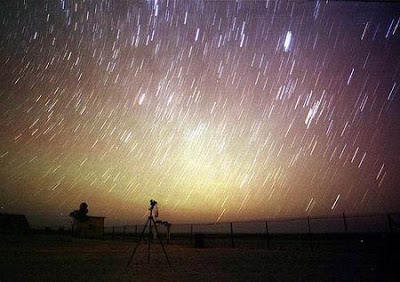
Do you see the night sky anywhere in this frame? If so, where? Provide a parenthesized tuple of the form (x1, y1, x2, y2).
(1, 0, 400, 226)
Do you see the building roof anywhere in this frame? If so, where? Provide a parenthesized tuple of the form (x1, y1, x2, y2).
(0, 213, 30, 233)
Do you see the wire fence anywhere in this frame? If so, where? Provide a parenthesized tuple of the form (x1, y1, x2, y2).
(101, 212, 400, 252)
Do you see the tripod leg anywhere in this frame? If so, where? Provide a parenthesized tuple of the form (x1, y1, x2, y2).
(148, 217, 152, 263)
(151, 218, 171, 267)
(127, 218, 149, 267)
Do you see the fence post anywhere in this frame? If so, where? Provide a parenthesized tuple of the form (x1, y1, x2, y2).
(135, 225, 138, 235)
(230, 222, 235, 248)
(307, 217, 313, 252)
(112, 227, 115, 240)
(342, 212, 348, 232)
(265, 221, 270, 249)
(167, 224, 171, 244)
(123, 226, 126, 240)
(190, 224, 193, 246)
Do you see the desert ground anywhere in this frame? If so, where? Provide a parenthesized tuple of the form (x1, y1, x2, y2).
(0, 234, 398, 281)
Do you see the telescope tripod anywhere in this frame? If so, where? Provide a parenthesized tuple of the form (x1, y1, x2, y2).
(127, 215, 171, 267)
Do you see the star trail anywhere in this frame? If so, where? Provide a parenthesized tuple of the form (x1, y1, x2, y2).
(0, 0, 400, 226)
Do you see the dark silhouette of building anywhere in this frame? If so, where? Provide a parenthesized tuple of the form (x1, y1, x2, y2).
(0, 213, 30, 234)
(70, 203, 105, 239)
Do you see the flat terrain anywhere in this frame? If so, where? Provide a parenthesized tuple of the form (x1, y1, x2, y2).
(0, 234, 398, 281)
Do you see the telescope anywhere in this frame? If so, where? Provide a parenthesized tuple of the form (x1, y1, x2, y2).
(149, 199, 157, 210)
(149, 199, 158, 218)
(127, 199, 170, 267)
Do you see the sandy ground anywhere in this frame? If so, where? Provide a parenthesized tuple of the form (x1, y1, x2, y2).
(0, 234, 397, 281)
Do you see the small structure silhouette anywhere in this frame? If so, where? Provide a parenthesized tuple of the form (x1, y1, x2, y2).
(70, 203, 105, 239)
(70, 202, 89, 222)
(0, 213, 30, 234)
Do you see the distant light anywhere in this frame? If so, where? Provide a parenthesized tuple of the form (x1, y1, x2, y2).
(284, 31, 292, 52)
